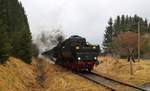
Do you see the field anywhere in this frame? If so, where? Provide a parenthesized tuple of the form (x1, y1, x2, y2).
(0, 57, 110, 91)
(1, 56, 149, 91)
(94, 56, 150, 86)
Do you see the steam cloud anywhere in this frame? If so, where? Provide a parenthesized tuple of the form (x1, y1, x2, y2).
(34, 29, 65, 56)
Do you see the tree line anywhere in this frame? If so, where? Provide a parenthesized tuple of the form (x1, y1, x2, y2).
(0, 0, 38, 64)
(103, 15, 150, 58)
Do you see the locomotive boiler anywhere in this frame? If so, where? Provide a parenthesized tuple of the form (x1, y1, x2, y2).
(42, 35, 100, 72)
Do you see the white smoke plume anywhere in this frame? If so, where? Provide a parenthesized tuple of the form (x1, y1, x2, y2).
(34, 28, 65, 55)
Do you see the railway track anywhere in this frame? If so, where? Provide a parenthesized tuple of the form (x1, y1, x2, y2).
(77, 72, 147, 91)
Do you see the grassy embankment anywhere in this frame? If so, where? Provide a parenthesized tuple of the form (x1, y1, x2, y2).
(95, 56, 150, 86)
(0, 57, 110, 91)
(0, 57, 36, 91)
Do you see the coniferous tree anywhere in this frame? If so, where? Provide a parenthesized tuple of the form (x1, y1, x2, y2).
(0, 0, 32, 64)
(0, 0, 12, 63)
(0, 32, 11, 63)
(114, 16, 121, 36)
(103, 14, 150, 57)
(10, 1, 32, 64)
(113, 14, 150, 34)
(120, 15, 126, 32)
(143, 19, 148, 33)
(125, 15, 129, 31)
(103, 18, 114, 54)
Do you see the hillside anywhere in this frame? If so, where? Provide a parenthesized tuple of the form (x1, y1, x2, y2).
(95, 56, 150, 86)
(0, 57, 109, 91)
(0, 57, 37, 91)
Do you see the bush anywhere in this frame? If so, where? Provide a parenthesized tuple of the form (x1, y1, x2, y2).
(31, 43, 39, 57)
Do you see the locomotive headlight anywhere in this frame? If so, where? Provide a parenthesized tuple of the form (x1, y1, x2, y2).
(94, 57, 97, 60)
(86, 42, 89, 45)
(76, 46, 80, 50)
(78, 57, 81, 60)
(93, 46, 96, 49)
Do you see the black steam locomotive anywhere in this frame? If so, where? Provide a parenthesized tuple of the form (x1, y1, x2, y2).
(42, 35, 100, 72)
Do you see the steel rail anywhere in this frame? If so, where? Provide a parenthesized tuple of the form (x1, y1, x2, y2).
(77, 72, 147, 91)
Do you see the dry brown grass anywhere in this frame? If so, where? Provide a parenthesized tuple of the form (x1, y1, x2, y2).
(0, 57, 110, 91)
(0, 57, 37, 91)
(94, 56, 150, 86)
(41, 60, 110, 91)
(2, 56, 149, 91)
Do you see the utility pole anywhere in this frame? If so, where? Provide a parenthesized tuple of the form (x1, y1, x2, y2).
(138, 21, 140, 62)
(130, 60, 133, 75)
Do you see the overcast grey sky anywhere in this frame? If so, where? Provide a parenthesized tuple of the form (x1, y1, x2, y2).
(20, 0, 150, 44)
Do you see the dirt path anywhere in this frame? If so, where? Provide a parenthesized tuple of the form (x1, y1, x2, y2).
(34, 58, 47, 91)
